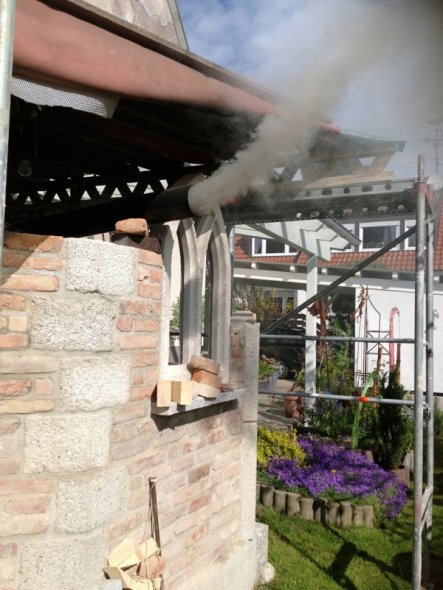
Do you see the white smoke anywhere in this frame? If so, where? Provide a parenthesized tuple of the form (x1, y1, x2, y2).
(187, 0, 443, 215)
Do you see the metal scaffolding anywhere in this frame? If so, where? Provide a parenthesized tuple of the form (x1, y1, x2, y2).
(260, 155, 435, 590)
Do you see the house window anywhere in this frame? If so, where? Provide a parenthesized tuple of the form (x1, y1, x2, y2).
(252, 238, 297, 256)
(405, 221, 416, 249)
(359, 221, 399, 250)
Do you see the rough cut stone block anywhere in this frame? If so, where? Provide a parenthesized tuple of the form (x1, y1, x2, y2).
(24, 412, 112, 474)
(327, 501, 341, 527)
(340, 501, 353, 527)
(20, 531, 107, 590)
(363, 504, 375, 528)
(300, 497, 314, 520)
(188, 355, 220, 375)
(286, 492, 300, 516)
(314, 498, 328, 524)
(353, 504, 364, 526)
(31, 296, 115, 351)
(60, 356, 131, 411)
(56, 470, 128, 533)
(66, 239, 137, 297)
(273, 490, 287, 513)
(260, 486, 273, 507)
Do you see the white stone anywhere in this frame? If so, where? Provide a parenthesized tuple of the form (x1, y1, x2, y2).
(56, 470, 129, 534)
(66, 239, 137, 296)
(60, 356, 131, 412)
(257, 562, 276, 585)
(19, 531, 107, 590)
(240, 422, 258, 542)
(24, 411, 112, 474)
(31, 296, 115, 351)
(256, 522, 269, 570)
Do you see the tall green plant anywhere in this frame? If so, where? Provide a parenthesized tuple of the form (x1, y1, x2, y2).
(363, 369, 413, 469)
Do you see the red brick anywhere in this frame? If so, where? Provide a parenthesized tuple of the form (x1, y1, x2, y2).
(2, 274, 58, 292)
(188, 463, 211, 484)
(8, 315, 27, 332)
(109, 510, 145, 540)
(0, 379, 31, 397)
(185, 522, 209, 547)
(192, 369, 221, 389)
(2, 252, 30, 269)
(148, 269, 162, 283)
(207, 430, 227, 445)
(137, 284, 161, 299)
(119, 334, 158, 350)
(134, 319, 159, 332)
(138, 250, 162, 266)
(188, 355, 220, 375)
(0, 543, 17, 558)
(131, 370, 144, 386)
(0, 317, 7, 331)
(4, 232, 63, 253)
(133, 351, 159, 367)
(0, 458, 20, 475)
(116, 316, 133, 331)
(128, 452, 166, 475)
(0, 294, 26, 311)
(33, 256, 63, 271)
(0, 334, 28, 349)
(120, 300, 153, 316)
(131, 386, 154, 400)
(115, 218, 148, 235)
(0, 515, 49, 536)
(0, 479, 53, 496)
(35, 378, 53, 396)
(0, 418, 20, 435)
(113, 401, 146, 424)
(5, 494, 51, 514)
(189, 493, 212, 513)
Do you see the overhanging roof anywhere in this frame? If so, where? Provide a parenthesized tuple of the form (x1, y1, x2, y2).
(6, 0, 408, 236)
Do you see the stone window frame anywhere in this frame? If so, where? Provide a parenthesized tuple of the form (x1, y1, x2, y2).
(159, 208, 231, 381)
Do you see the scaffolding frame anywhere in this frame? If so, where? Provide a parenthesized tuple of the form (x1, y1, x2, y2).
(260, 155, 434, 590)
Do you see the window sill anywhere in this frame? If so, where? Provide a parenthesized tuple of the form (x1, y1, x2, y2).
(151, 387, 247, 416)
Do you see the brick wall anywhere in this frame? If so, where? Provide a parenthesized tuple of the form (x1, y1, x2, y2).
(0, 232, 259, 590)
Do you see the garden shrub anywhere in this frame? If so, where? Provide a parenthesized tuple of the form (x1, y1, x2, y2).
(257, 426, 305, 468)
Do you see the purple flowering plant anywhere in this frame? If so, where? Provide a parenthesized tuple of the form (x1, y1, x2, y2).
(264, 437, 408, 521)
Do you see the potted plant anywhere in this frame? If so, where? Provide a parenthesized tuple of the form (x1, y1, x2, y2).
(259, 356, 279, 391)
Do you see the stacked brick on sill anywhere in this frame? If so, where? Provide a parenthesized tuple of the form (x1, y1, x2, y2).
(156, 355, 223, 407)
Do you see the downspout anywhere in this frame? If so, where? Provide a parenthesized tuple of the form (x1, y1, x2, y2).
(0, 0, 15, 274)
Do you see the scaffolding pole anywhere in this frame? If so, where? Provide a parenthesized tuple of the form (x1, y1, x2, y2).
(0, 0, 15, 272)
(412, 155, 426, 590)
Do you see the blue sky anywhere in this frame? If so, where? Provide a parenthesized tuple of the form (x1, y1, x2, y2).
(177, 0, 443, 179)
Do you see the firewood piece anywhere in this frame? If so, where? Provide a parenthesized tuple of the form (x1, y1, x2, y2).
(171, 381, 192, 405)
(155, 381, 172, 407)
(188, 354, 220, 375)
(191, 368, 222, 389)
(135, 538, 158, 561)
(107, 539, 139, 569)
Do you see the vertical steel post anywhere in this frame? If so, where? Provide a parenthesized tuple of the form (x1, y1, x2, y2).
(423, 213, 434, 586)
(412, 155, 426, 590)
(0, 0, 15, 272)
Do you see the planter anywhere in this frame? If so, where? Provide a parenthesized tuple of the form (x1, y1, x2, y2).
(389, 464, 410, 486)
(256, 483, 375, 528)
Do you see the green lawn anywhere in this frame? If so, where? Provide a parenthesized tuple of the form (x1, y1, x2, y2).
(258, 436, 443, 590)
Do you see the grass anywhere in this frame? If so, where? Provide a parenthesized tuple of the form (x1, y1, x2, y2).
(257, 435, 443, 590)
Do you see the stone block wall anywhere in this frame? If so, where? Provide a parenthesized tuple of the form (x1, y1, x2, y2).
(0, 232, 259, 590)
